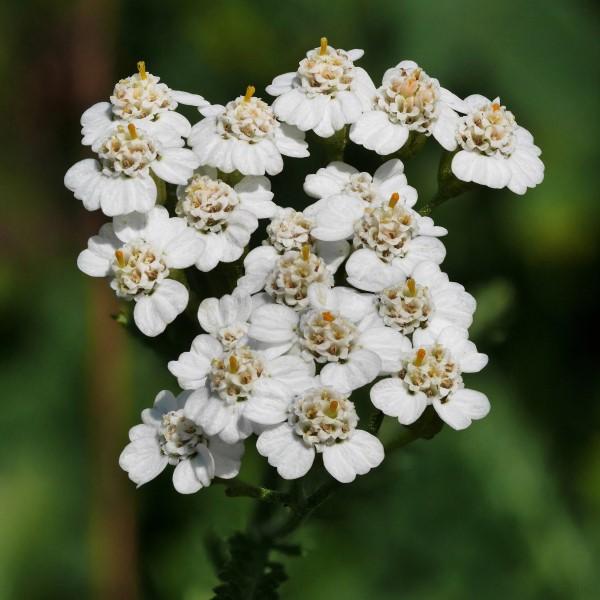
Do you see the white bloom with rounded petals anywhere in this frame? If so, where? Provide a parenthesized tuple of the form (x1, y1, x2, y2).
(451, 95, 544, 194)
(81, 61, 208, 146)
(237, 240, 349, 311)
(77, 207, 202, 336)
(119, 390, 243, 494)
(168, 335, 315, 444)
(371, 326, 489, 430)
(303, 159, 415, 218)
(176, 167, 276, 271)
(267, 38, 376, 138)
(313, 193, 446, 292)
(65, 121, 200, 216)
(247, 379, 384, 482)
(249, 283, 410, 391)
(197, 290, 252, 350)
(375, 261, 476, 337)
(350, 60, 464, 155)
(188, 86, 308, 176)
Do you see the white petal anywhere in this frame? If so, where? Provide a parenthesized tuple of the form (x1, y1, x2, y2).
(171, 90, 209, 107)
(196, 233, 224, 272)
(235, 175, 276, 219)
(431, 104, 460, 151)
(100, 174, 157, 217)
(64, 159, 104, 212)
(266, 72, 297, 96)
(359, 327, 409, 372)
(315, 240, 350, 274)
(346, 248, 406, 292)
(311, 194, 364, 241)
(320, 349, 381, 393)
(133, 279, 188, 337)
(237, 245, 278, 293)
(322, 430, 384, 483)
(151, 148, 200, 185)
(433, 388, 490, 430)
(256, 424, 315, 480)
(373, 158, 405, 184)
(80, 102, 113, 146)
(370, 378, 427, 424)
(249, 303, 298, 343)
(268, 354, 316, 388)
(208, 437, 244, 479)
(303, 161, 356, 198)
(244, 378, 291, 425)
(172, 447, 215, 494)
(274, 124, 309, 158)
(162, 223, 203, 268)
(119, 437, 167, 487)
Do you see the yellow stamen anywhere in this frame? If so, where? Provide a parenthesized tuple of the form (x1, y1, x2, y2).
(406, 278, 416, 296)
(244, 85, 255, 102)
(415, 348, 427, 366)
(114, 249, 126, 268)
(137, 60, 147, 80)
(491, 102, 500, 112)
(228, 356, 239, 373)
(388, 192, 400, 208)
(127, 123, 138, 139)
(319, 37, 328, 55)
(301, 244, 311, 261)
(322, 311, 335, 322)
(412, 68, 422, 80)
(325, 400, 339, 418)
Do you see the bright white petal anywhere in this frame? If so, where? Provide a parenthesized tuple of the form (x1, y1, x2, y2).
(256, 424, 315, 479)
(370, 378, 427, 424)
(320, 349, 381, 393)
(133, 279, 188, 337)
(433, 388, 490, 430)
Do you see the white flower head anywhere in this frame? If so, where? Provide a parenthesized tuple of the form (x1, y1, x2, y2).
(451, 95, 544, 194)
(267, 37, 376, 138)
(305, 158, 417, 221)
(375, 261, 476, 337)
(247, 379, 384, 482)
(237, 237, 349, 311)
(119, 390, 243, 494)
(197, 290, 253, 350)
(65, 121, 200, 216)
(188, 86, 308, 176)
(81, 61, 209, 146)
(249, 283, 410, 391)
(371, 326, 489, 430)
(350, 60, 464, 155)
(176, 167, 276, 272)
(340, 194, 447, 292)
(77, 206, 202, 336)
(168, 334, 315, 444)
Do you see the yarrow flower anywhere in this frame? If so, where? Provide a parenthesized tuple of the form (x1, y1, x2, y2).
(248, 378, 384, 482)
(197, 290, 253, 351)
(303, 159, 413, 217)
(168, 334, 315, 444)
(267, 37, 376, 138)
(375, 261, 476, 337)
(65, 121, 200, 216)
(176, 167, 276, 271)
(451, 95, 544, 194)
(81, 61, 208, 146)
(311, 191, 446, 292)
(370, 326, 489, 430)
(188, 86, 309, 176)
(249, 283, 409, 392)
(350, 60, 464, 154)
(119, 390, 243, 494)
(77, 206, 203, 336)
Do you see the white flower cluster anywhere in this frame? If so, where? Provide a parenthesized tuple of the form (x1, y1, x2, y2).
(65, 43, 544, 494)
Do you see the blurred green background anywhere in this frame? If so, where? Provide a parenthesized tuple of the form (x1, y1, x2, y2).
(1, 0, 599, 598)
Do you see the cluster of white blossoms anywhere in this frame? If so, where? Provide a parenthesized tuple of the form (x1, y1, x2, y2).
(65, 42, 544, 494)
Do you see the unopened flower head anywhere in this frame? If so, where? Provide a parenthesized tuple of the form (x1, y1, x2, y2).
(353, 197, 419, 263)
(265, 246, 334, 310)
(266, 208, 314, 252)
(111, 62, 177, 120)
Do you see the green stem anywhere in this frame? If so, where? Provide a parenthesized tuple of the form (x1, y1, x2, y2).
(216, 478, 291, 507)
